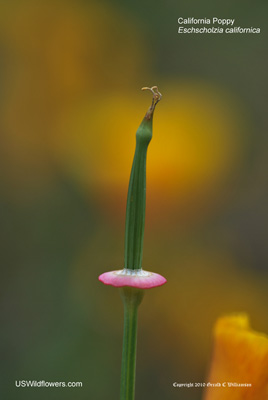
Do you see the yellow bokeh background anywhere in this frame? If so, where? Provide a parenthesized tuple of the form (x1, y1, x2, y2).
(0, 1, 267, 400)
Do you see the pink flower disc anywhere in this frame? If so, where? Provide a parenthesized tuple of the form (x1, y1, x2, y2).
(99, 269, 167, 289)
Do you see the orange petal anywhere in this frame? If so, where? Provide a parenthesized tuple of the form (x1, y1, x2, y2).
(204, 314, 268, 400)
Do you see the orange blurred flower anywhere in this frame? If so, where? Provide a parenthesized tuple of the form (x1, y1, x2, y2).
(0, 0, 147, 201)
(51, 82, 247, 226)
(204, 314, 268, 400)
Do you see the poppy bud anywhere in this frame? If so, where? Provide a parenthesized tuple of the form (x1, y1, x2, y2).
(99, 86, 166, 289)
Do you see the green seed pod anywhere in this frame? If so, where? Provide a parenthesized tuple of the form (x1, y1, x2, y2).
(124, 86, 162, 271)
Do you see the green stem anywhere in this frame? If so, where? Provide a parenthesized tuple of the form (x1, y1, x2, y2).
(124, 139, 150, 270)
(120, 287, 144, 400)
(124, 87, 161, 271)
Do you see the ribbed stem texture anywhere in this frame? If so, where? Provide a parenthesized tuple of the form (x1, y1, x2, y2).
(124, 112, 153, 270)
(120, 288, 144, 400)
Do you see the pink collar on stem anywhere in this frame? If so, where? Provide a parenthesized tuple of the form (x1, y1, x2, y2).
(99, 269, 167, 289)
